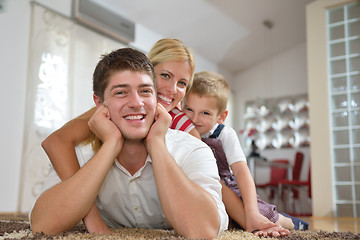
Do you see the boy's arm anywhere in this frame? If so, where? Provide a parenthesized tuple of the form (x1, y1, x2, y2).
(220, 127, 260, 222)
(220, 127, 261, 220)
(231, 162, 258, 213)
(146, 104, 221, 239)
(231, 162, 276, 232)
(41, 107, 109, 234)
(31, 106, 123, 234)
(222, 127, 289, 235)
(221, 181, 287, 237)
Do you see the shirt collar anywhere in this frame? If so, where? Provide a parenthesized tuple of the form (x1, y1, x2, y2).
(201, 123, 219, 138)
(114, 155, 152, 179)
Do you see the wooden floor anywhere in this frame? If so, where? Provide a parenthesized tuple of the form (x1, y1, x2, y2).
(300, 216, 360, 234)
(255, 191, 360, 234)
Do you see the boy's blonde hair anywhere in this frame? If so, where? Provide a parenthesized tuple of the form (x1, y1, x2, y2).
(188, 71, 230, 114)
(148, 38, 195, 92)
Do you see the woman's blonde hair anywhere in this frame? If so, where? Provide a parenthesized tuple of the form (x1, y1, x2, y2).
(148, 38, 195, 92)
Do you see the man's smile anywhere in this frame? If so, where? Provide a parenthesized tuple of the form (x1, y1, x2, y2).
(124, 114, 145, 120)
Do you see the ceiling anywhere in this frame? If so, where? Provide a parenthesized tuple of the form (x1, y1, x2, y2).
(91, 0, 314, 75)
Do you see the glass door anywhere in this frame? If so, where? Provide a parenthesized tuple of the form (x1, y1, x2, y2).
(327, 2, 360, 217)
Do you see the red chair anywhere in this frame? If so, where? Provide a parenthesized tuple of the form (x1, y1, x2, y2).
(256, 159, 290, 204)
(278, 153, 312, 215)
(292, 152, 304, 181)
(282, 151, 305, 199)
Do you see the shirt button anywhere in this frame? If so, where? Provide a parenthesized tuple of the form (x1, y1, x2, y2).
(134, 206, 139, 211)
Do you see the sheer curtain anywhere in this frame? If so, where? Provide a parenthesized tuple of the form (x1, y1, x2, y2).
(18, 3, 126, 212)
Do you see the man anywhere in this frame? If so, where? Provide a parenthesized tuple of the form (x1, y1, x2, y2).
(30, 48, 228, 239)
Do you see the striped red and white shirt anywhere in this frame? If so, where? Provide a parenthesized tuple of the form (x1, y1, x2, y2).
(168, 107, 195, 133)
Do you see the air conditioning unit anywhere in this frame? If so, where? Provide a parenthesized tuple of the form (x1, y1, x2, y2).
(72, 0, 135, 43)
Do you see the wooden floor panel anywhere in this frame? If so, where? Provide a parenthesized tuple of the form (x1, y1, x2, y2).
(301, 216, 360, 234)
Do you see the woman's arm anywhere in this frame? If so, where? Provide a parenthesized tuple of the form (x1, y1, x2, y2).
(188, 127, 201, 139)
(41, 107, 109, 234)
(32, 106, 123, 235)
(41, 107, 96, 179)
(31, 138, 121, 234)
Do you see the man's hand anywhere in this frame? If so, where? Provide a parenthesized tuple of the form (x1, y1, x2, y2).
(145, 103, 171, 150)
(88, 105, 123, 151)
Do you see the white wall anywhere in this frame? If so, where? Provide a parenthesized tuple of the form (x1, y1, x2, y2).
(34, 0, 72, 17)
(0, 0, 31, 212)
(231, 42, 310, 182)
(0, 0, 307, 213)
(232, 42, 308, 133)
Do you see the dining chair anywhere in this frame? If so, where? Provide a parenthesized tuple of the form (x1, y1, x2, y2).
(278, 152, 311, 215)
(256, 159, 290, 205)
(279, 165, 311, 215)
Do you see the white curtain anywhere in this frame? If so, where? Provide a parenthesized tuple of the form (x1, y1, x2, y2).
(19, 3, 126, 212)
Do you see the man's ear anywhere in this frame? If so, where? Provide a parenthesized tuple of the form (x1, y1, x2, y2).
(93, 94, 102, 108)
(217, 110, 228, 124)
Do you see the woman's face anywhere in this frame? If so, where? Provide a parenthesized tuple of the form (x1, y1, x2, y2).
(154, 61, 192, 112)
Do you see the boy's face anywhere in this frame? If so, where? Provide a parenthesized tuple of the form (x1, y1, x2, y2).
(183, 93, 222, 135)
(99, 70, 157, 141)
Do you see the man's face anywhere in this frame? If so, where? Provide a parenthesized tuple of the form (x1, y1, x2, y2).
(101, 70, 157, 141)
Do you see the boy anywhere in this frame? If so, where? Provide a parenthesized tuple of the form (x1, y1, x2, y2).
(183, 71, 309, 235)
(29, 49, 228, 239)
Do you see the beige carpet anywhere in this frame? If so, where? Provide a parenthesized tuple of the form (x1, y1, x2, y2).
(1, 213, 359, 240)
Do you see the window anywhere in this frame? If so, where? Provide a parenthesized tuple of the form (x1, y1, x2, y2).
(19, 3, 126, 212)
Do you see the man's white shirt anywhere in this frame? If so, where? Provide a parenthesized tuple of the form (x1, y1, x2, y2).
(31, 129, 228, 235)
